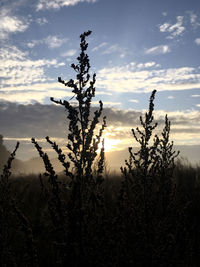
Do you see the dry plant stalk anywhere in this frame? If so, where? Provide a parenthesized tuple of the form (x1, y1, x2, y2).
(32, 30, 106, 265)
(120, 90, 180, 265)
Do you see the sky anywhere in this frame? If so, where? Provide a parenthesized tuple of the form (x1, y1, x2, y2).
(1, 0, 200, 162)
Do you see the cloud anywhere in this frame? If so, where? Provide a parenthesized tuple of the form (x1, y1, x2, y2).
(128, 99, 139, 103)
(0, 88, 73, 104)
(92, 42, 107, 52)
(61, 49, 77, 57)
(167, 95, 174, 99)
(0, 45, 63, 86)
(92, 101, 121, 107)
(190, 12, 198, 24)
(95, 91, 112, 96)
(27, 35, 68, 49)
(0, 8, 29, 40)
(191, 94, 200, 97)
(102, 44, 125, 55)
(0, 102, 66, 139)
(0, 43, 114, 104)
(2, 102, 200, 161)
(137, 62, 160, 69)
(36, 0, 97, 10)
(36, 17, 48, 25)
(96, 64, 200, 93)
(188, 11, 200, 29)
(0, 44, 69, 103)
(145, 45, 170, 55)
(45, 35, 68, 49)
(162, 12, 167, 17)
(27, 40, 41, 48)
(195, 38, 200, 45)
(159, 16, 185, 39)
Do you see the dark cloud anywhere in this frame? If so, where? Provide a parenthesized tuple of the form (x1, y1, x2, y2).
(0, 101, 142, 139)
(103, 108, 142, 127)
(1, 101, 200, 161)
(0, 101, 66, 138)
(1, 101, 200, 138)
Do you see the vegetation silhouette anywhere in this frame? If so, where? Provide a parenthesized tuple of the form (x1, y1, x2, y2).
(0, 135, 24, 174)
(0, 135, 10, 171)
(0, 31, 200, 266)
(32, 30, 106, 266)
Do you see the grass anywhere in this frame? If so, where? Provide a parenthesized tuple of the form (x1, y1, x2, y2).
(0, 168, 200, 266)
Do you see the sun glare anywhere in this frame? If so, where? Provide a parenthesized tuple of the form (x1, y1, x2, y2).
(98, 138, 122, 153)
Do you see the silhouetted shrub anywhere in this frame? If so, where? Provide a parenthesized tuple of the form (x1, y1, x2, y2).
(32, 30, 107, 266)
(119, 90, 182, 266)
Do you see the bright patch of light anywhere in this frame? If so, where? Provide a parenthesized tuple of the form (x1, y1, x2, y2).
(97, 138, 122, 153)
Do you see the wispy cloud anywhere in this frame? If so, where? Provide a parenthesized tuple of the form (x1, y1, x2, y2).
(188, 11, 200, 29)
(145, 45, 170, 55)
(159, 16, 185, 39)
(137, 62, 160, 69)
(27, 40, 41, 48)
(0, 8, 29, 40)
(44, 35, 68, 48)
(61, 49, 77, 57)
(162, 12, 167, 17)
(195, 38, 200, 45)
(92, 42, 107, 52)
(92, 101, 121, 107)
(191, 94, 200, 97)
(36, 0, 97, 11)
(128, 99, 139, 103)
(0, 89, 73, 104)
(96, 64, 200, 93)
(35, 17, 48, 25)
(102, 44, 126, 58)
(102, 44, 121, 54)
(27, 35, 68, 49)
(0, 45, 63, 91)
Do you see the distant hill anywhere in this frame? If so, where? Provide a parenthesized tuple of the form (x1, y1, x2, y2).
(18, 144, 200, 175)
(0, 135, 24, 174)
(21, 156, 64, 174)
(105, 145, 200, 173)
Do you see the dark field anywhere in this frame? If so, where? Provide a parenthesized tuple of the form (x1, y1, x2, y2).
(0, 160, 200, 267)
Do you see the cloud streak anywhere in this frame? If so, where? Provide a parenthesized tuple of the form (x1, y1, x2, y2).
(36, 0, 97, 10)
(145, 45, 170, 55)
(61, 49, 77, 57)
(96, 64, 200, 93)
(27, 35, 68, 49)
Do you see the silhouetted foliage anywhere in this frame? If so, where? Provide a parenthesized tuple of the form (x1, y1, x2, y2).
(0, 142, 39, 267)
(32, 30, 107, 266)
(119, 90, 181, 265)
